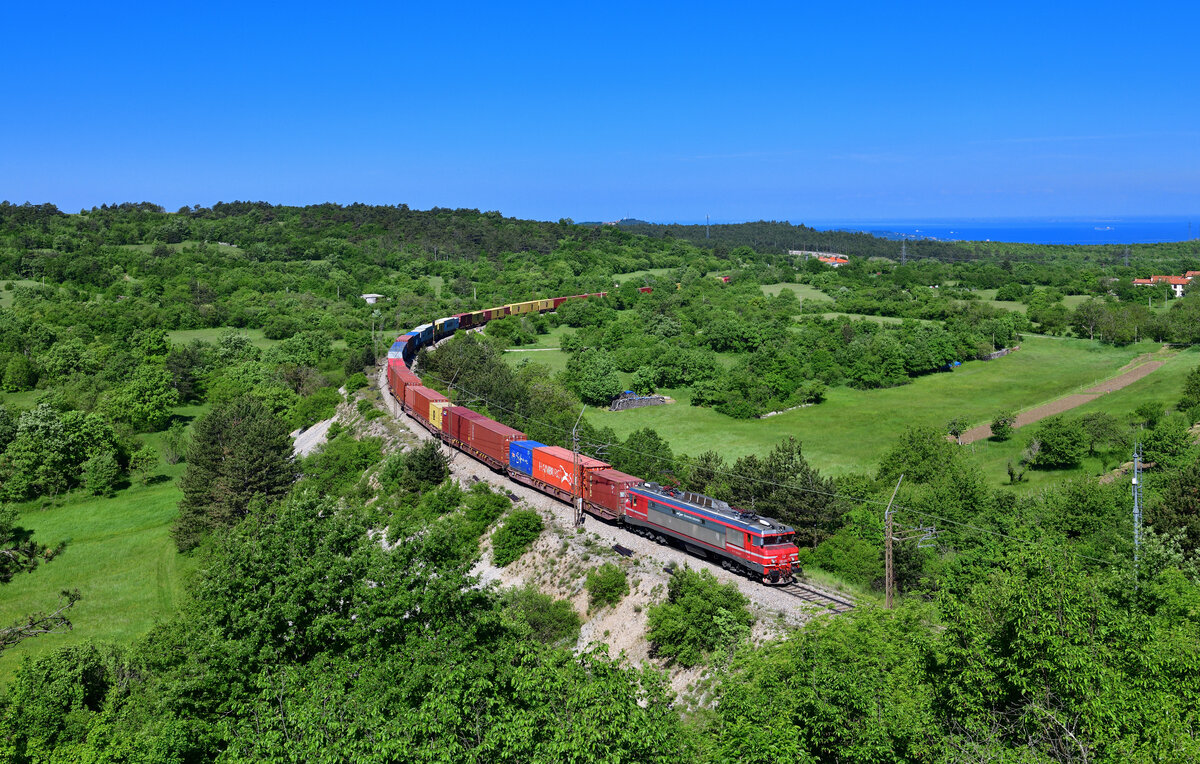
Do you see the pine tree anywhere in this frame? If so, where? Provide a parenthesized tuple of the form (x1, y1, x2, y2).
(173, 398, 295, 552)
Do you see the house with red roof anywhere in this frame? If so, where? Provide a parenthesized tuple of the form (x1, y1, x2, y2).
(1133, 273, 1193, 297)
(817, 255, 849, 267)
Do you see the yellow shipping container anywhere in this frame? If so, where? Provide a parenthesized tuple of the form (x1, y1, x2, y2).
(507, 300, 538, 315)
(429, 400, 450, 430)
(536, 298, 553, 311)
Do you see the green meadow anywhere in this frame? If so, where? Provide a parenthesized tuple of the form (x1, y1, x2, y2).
(759, 282, 833, 301)
(0, 404, 207, 682)
(585, 336, 1177, 477)
(0, 280, 40, 310)
(166, 326, 276, 349)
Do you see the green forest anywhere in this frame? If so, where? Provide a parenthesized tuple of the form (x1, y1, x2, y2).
(1, 201, 1199, 762)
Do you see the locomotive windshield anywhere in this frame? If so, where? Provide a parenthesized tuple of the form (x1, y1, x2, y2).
(763, 533, 795, 547)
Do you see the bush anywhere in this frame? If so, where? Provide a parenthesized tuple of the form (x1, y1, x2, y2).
(292, 387, 341, 430)
(1026, 415, 1086, 468)
(492, 510, 543, 567)
(646, 567, 753, 667)
(161, 421, 189, 465)
(82, 451, 121, 496)
(585, 563, 629, 611)
(345, 372, 368, 392)
(129, 444, 159, 485)
(356, 398, 384, 420)
(300, 433, 383, 495)
(991, 410, 1017, 441)
(501, 587, 581, 645)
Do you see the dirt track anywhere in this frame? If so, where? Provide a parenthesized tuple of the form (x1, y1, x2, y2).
(959, 358, 1165, 444)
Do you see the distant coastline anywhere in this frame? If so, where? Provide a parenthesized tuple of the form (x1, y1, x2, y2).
(799, 217, 1197, 246)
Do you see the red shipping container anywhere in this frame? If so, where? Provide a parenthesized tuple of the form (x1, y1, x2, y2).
(388, 361, 420, 402)
(461, 415, 524, 466)
(404, 386, 448, 423)
(445, 406, 484, 442)
(531, 446, 610, 494)
(551, 296, 568, 308)
(586, 468, 641, 518)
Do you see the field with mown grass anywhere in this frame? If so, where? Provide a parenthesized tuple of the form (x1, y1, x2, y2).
(0, 404, 207, 683)
(611, 268, 675, 285)
(759, 282, 833, 301)
(166, 326, 276, 349)
(0, 280, 40, 310)
(967, 345, 1200, 490)
(585, 336, 1177, 478)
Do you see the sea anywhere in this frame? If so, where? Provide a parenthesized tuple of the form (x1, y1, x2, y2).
(805, 217, 1198, 246)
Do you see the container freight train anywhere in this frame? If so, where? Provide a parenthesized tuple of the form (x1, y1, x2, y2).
(383, 291, 799, 584)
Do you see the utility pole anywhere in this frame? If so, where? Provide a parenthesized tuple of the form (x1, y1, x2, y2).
(706, 214, 710, 240)
(571, 406, 587, 527)
(1132, 443, 1142, 589)
(884, 474, 904, 609)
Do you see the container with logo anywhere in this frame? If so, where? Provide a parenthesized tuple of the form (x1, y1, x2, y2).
(531, 446, 609, 494)
(508, 440, 545, 477)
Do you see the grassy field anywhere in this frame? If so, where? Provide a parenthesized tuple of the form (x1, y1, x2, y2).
(760, 282, 833, 302)
(1, 389, 41, 410)
(167, 327, 276, 349)
(967, 345, 1200, 489)
(586, 336, 1168, 475)
(0, 280, 40, 310)
(810, 312, 933, 325)
(612, 268, 675, 285)
(0, 404, 207, 683)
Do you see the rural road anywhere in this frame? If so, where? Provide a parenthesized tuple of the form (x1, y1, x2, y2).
(959, 358, 1165, 444)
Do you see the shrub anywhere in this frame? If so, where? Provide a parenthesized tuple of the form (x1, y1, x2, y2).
(356, 398, 384, 420)
(300, 433, 383, 495)
(991, 410, 1017, 441)
(129, 444, 159, 485)
(161, 421, 189, 465)
(646, 567, 753, 667)
(501, 587, 581, 645)
(345, 372, 368, 392)
(1026, 415, 1086, 468)
(82, 451, 121, 496)
(585, 563, 629, 611)
(492, 510, 543, 567)
(292, 386, 341, 430)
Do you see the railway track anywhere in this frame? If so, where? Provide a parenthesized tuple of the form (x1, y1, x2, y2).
(780, 581, 856, 614)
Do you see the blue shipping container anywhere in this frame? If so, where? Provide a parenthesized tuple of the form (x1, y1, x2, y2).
(508, 440, 545, 477)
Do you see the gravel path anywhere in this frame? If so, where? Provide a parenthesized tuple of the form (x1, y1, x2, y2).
(959, 358, 1165, 444)
(374, 363, 836, 624)
(291, 417, 335, 457)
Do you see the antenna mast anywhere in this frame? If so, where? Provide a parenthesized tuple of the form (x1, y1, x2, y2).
(900, 240, 907, 267)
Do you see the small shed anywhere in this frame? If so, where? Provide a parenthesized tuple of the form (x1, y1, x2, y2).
(361, 293, 385, 305)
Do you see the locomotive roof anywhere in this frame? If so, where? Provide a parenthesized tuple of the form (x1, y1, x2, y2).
(632, 482, 795, 535)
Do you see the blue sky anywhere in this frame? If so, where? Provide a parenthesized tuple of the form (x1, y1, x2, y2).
(2, 1, 1197, 222)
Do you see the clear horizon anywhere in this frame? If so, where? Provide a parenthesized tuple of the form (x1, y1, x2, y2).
(3, 1, 1198, 222)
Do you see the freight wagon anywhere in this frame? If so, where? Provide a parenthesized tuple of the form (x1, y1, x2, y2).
(378, 289, 797, 585)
